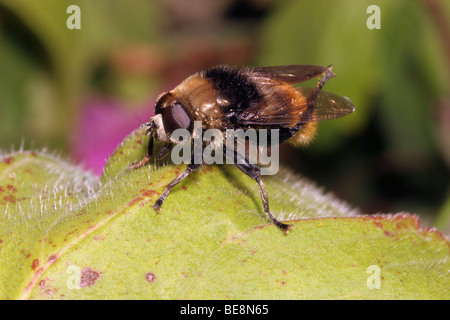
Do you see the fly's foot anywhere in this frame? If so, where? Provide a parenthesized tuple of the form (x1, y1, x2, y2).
(275, 221, 293, 234)
(151, 199, 163, 212)
(129, 156, 150, 172)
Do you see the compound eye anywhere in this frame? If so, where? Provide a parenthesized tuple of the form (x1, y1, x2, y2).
(162, 101, 193, 134)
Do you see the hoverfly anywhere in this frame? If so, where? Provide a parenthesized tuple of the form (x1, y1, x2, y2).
(132, 65, 355, 233)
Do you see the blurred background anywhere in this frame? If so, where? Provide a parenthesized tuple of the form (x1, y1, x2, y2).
(0, 0, 449, 231)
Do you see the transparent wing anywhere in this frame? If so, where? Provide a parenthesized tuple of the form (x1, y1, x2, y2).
(248, 65, 326, 84)
(298, 87, 355, 122)
(239, 88, 355, 126)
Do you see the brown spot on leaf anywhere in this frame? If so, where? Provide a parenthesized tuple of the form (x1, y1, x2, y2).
(32, 259, 39, 270)
(68, 229, 78, 235)
(373, 221, 383, 229)
(3, 195, 16, 203)
(93, 235, 105, 241)
(142, 189, 159, 197)
(80, 268, 101, 288)
(39, 280, 46, 289)
(384, 230, 396, 238)
(146, 272, 156, 282)
(127, 196, 143, 207)
(47, 255, 57, 264)
(2, 156, 14, 164)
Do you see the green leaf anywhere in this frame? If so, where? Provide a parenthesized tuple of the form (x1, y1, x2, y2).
(0, 150, 98, 297)
(0, 130, 449, 299)
(0, 0, 162, 149)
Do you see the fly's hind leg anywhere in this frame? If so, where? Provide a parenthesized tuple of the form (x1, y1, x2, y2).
(307, 65, 335, 107)
(234, 160, 293, 234)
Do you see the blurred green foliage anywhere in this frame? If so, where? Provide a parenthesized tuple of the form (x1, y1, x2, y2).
(0, 0, 449, 230)
(0, 0, 161, 149)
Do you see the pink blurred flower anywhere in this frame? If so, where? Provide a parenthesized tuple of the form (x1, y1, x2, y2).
(71, 97, 154, 176)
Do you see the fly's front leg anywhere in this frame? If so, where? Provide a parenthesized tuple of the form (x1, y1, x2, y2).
(225, 147, 292, 233)
(129, 125, 155, 171)
(129, 155, 151, 171)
